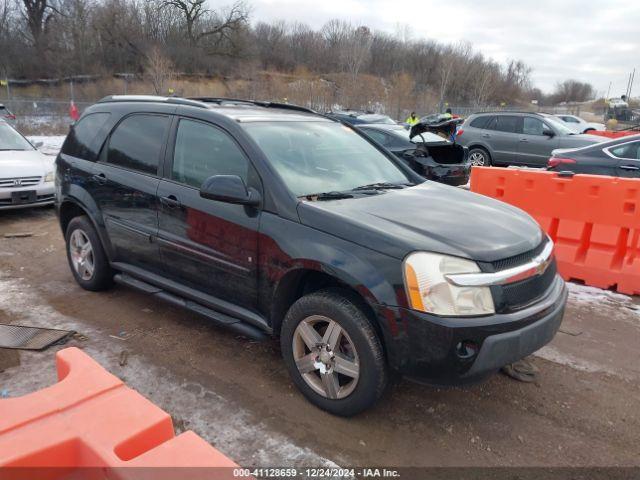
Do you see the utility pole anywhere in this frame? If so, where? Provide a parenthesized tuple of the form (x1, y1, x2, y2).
(606, 81, 612, 99)
(628, 68, 636, 100)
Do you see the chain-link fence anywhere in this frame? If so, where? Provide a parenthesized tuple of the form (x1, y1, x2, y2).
(1, 99, 94, 134)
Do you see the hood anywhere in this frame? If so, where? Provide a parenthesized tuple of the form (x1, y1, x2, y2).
(297, 182, 543, 262)
(0, 150, 54, 178)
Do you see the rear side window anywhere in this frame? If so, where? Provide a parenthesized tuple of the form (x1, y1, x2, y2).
(61, 112, 110, 161)
(494, 116, 520, 133)
(106, 114, 170, 175)
(470, 116, 492, 129)
(610, 142, 640, 160)
(172, 119, 249, 188)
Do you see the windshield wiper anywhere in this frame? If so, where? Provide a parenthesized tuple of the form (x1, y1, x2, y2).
(351, 182, 407, 191)
(303, 191, 355, 201)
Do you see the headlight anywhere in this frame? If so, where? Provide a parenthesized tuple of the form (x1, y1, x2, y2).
(403, 252, 495, 316)
(44, 171, 54, 183)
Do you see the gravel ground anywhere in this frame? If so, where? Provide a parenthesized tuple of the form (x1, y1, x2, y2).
(0, 207, 639, 471)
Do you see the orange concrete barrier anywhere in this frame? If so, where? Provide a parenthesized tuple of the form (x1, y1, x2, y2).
(587, 130, 638, 139)
(471, 167, 640, 295)
(0, 347, 241, 479)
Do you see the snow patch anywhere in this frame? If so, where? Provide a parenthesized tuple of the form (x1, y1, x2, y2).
(27, 135, 66, 156)
(534, 345, 616, 376)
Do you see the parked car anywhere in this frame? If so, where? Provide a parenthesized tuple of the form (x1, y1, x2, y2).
(547, 134, 640, 176)
(357, 123, 470, 186)
(56, 96, 567, 416)
(553, 114, 605, 134)
(0, 120, 55, 210)
(326, 110, 397, 125)
(457, 111, 604, 167)
(0, 104, 16, 126)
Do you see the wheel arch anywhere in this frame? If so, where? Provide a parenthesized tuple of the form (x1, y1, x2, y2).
(269, 268, 387, 352)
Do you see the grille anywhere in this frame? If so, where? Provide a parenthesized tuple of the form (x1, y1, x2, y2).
(0, 323, 74, 350)
(491, 237, 548, 271)
(499, 258, 557, 310)
(0, 176, 41, 188)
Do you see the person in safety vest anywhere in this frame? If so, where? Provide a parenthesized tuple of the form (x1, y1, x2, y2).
(405, 111, 419, 126)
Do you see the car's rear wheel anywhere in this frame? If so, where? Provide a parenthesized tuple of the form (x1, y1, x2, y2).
(281, 289, 387, 416)
(65, 216, 113, 291)
(469, 147, 491, 166)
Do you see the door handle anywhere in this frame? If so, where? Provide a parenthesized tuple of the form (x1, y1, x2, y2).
(91, 173, 107, 185)
(620, 165, 640, 171)
(519, 138, 529, 143)
(160, 195, 181, 208)
(481, 133, 491, 138)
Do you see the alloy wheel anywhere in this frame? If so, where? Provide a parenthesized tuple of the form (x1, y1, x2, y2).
(469, 151, 487, 166)
(292, 315, 360, 400)
(69, 229, 95, 281)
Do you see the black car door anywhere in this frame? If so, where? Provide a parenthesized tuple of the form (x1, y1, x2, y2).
(611, 141, 640, 177)
(91, 113, 171, 273)
(157, 116, 261, 310)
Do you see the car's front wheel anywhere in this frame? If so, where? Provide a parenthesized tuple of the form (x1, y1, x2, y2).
(281, 289, 388, 416)
(65, 216, 113, 291)
(469, 147, 491, 166)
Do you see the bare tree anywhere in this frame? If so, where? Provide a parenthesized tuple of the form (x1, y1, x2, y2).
(144, 45, 176, 94)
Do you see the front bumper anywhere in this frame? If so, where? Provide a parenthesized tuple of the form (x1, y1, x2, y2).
(375, 274, 567, 384)
(0, 184, 55, 210)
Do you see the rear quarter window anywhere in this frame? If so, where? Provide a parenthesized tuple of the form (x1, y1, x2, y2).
(61, 112, 111, 161)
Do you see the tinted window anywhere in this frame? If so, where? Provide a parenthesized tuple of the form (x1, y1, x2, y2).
(62, 112, 111, 161)
(172, 119, 249, 188)
(470, 116, 492, 129)
(522, 117, 545, 136)
(610, 142, 640, 160)
(494, 116, 520, 133)
(106, 114, 169, 175)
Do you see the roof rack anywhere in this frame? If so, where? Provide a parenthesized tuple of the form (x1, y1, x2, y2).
(187, 97, 317, 114)
(97, 95, 208, 109)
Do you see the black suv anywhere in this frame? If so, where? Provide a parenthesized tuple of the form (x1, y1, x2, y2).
(55, 96, 567, 416)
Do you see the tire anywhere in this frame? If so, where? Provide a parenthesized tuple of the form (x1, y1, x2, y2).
(65, 216, 113, 291)
(280, 288, 388, 416)
(468, 147, 492, 167)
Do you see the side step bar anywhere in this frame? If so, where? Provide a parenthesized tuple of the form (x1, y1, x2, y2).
(114, 273, 269, 341)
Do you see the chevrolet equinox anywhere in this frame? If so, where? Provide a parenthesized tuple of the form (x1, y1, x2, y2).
(55, 96, 568, 416)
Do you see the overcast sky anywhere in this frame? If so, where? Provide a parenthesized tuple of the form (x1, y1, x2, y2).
(247, 0, 639, 96)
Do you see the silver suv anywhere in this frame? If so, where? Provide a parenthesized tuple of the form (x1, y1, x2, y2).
(457, 112, 604, 167)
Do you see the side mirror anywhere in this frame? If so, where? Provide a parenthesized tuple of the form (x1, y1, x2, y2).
(33, 141, 44, 148)
(200, 175, 261, 207)
(402, 149, 417, 158)
(543, 129, 555, 137)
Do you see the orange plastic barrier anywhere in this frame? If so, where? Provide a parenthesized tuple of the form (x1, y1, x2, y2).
(470, 167, 640, 295)
(587, 130, 638, 139)
(0, 347, 240, 479)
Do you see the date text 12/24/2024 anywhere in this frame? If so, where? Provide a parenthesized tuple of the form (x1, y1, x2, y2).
(233, 468, 401, 478)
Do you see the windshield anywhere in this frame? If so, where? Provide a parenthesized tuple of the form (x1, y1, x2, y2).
(0, 123, 34, 151)
(244, 121, 411, 197)
(543, 116, 575, 135)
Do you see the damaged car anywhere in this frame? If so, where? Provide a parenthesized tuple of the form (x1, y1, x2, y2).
(358, 122, 470, 186)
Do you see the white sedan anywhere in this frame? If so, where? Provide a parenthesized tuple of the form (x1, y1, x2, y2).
(0, 120, 55, 210)
(553, 114, 605, 134)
